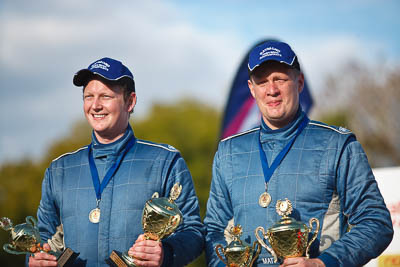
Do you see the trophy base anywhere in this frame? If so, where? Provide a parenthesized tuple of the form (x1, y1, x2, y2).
(106, 250, 136, 267)
(56, 247, 79, 267)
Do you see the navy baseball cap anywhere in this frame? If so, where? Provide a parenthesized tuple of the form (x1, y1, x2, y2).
(73, 57, 135, 91)
(248, 41, 300, 73)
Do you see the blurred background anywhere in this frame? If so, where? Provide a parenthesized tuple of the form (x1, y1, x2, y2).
(1, 0, 399, 266)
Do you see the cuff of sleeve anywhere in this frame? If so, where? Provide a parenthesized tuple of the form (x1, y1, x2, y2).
(217, 262, 225, 267)
(318, 253, 340, 267)
(161, 241, 174, 267)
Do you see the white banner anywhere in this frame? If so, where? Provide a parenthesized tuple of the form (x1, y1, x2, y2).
(364, 167, 400, 267)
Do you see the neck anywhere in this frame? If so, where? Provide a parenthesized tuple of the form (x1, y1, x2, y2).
(262, 119, 289, 130)
(262, 108, 301, 130)
(94, 128, 128, 144)
(262, 116, 295, 130)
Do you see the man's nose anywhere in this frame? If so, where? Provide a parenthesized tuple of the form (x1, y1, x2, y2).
(92, 97, 102, 109)
(266, 83, 279, 96)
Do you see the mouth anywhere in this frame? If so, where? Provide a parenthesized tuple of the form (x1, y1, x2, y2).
(267, 100, 282, 107)
(92, 114, 106, 119)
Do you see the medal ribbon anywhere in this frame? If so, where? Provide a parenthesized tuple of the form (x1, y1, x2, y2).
(88, 135, 136, 203)
(258, 116, 309, 185)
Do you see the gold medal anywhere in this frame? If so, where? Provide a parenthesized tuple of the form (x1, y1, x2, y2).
(259, 192, 271, 208)
(89, 208, 101, 223)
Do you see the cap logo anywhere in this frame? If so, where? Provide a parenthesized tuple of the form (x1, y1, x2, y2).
(259, 46, 282, 60)
(90, 60, 110, 72)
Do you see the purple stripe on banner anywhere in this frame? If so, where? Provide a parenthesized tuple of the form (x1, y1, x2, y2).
(222, 97, 255, 139)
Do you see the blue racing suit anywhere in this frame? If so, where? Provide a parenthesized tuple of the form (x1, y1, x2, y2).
(204, 110, 393, 267)
(36, 125, 205, 266)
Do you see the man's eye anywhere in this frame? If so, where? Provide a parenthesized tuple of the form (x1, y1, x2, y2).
(257, 80, 268, 86)
(275, 78, 287, 83)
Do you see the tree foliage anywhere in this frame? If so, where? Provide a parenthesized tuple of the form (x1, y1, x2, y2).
(0, 99, 219, 266)
(313, 61, 400, 167)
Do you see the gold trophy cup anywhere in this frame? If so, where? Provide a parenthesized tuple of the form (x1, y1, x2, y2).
(215, 224, 261, 267)
(255, 198, 319, 263)
(108, 183, 183, 267)
(0, 216, 78, 266)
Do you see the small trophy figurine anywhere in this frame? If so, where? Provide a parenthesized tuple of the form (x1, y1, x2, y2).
(0, 216, 78, 266)
(215, 224, 261, 267)
(108, 183, 183, 267)
(255, 198, 319, 263)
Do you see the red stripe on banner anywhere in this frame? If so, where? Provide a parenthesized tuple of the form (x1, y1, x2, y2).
(222, 97, 255, 139)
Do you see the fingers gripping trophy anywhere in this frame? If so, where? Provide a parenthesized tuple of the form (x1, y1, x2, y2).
(255, 199, 320, 263)
(108, 183, 183, 267)
(0, 216, 78, 266)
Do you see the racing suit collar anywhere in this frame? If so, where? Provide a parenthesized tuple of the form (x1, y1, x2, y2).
(260, 107, 306, 143)
(91, 124, 135, 159)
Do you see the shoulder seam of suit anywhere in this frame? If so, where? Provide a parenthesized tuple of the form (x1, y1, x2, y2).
(221, 127, 260, 142)
(52, 146, 88, 162)
(136, 140, 178, 152)
(309, 122, 352, 135)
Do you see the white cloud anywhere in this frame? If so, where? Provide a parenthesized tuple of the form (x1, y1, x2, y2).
(1, 0, 398, 165)
(294, 35, 387, 93)
(0, 0, 243, 164)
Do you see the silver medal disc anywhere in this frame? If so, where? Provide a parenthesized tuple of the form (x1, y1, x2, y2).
(89, 208, 101, 223)
(259, 192, 271, 208)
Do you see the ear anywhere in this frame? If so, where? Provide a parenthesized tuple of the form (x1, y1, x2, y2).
(248, 79, 256, 99)
(297, 73, 305, 94)
(126, 92, 137, 112)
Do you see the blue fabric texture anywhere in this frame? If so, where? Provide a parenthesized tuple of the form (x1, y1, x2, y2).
(204, 110, 393, 267)
(36, 125, 205, 267)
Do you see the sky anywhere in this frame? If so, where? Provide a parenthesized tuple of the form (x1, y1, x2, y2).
(1, 0, 399, 165)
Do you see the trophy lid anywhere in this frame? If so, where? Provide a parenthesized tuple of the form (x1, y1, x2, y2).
(269, 198, 307, 233)
(224, 225, 251, 253)
(146, 197, 181, 217)
(146, 183, 183, 217)
(269, 217, 307, 233)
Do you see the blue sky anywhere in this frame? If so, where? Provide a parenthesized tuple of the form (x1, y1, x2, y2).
(1, 0, 399, 165)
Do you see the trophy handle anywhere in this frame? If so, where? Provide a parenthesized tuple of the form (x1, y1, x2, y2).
(306, 217, 320, 258)
(255, 226, 277, 263)
(249, 240, 262, 266)
(3, 243, 29, 255)
(25, 216, 37, 228)
(170, 214, 181, 227)
(215, 244, 228, 266)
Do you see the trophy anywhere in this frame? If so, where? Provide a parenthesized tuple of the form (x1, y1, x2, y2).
(0, 216, 78, 266)
(108, 183, 183, 267)
(255, 198, 319, 263)
(215, 224, 261, 267)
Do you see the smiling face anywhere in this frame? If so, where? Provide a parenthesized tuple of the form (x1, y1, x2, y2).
(248, 61, 304, 130)
(83, 79, 136, 144)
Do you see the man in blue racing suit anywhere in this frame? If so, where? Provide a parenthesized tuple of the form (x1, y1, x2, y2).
(204, 41, 393, 266)
(29, 57, 205, 267)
